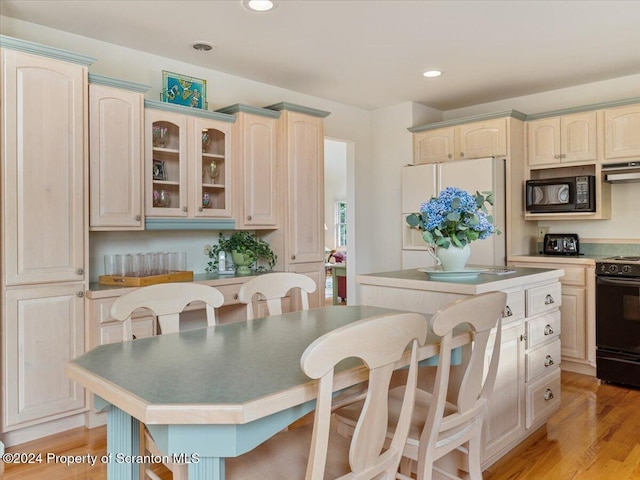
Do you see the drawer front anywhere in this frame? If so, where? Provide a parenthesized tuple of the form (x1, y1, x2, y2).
(526, 338, 561, 381)
(92, 297, 152, 324)
(526, 368, 561, 428)
(526, 282, 562, 317)
(526, 310, 561, 349)
(100, 317, 155, 345)
(502, 288, 525, 323)
(214, 284, 242, 305)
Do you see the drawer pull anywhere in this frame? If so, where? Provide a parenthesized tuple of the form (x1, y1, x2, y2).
(544, 325, 554, 336)
(544, 389, 554, 401)
(545, 294, 555, 305)
(132, 334, 137, 340)
(503, 305, 513, 317)
(544, 355, 554, 367)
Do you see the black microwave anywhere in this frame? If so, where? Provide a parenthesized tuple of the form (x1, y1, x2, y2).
(525, 176, 596, 213)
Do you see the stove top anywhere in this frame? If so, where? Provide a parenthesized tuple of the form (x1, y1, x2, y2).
(597, 256, 640, 277)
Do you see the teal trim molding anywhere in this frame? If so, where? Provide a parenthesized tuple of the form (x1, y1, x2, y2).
(0, 35, 96, 66)
(144, 99, 236, 123)
(145, 218, 236, 230)
(525, 97, 640, 121)
(88, 74, 150, 93)
(216, 103, 281, 118)
(264, 102, 331, 118)
(408, 110, 527, 133)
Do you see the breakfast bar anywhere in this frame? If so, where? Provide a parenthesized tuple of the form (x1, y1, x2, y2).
(66, 305, 473, 480)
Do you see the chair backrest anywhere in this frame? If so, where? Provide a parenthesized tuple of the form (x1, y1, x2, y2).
(110, 283, 225, 339)
(237, 272, 317, 320)
(301, 312, 428, 480)
(417, 291, 507, 475)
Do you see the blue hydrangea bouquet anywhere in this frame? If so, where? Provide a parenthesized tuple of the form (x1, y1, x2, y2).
(406, 186, 499, 249)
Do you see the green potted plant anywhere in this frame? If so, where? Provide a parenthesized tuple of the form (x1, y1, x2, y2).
(204, 232, 277, 274)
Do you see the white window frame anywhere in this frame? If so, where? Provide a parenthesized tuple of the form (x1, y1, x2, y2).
(335, 199, 347, 248)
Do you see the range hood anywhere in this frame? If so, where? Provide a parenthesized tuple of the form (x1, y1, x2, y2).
(602, 161, 640, 183)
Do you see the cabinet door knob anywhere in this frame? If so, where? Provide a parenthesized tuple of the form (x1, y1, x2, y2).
(198, 207, 203, 212)
(554, 154, 561, 159)
(77, 268, 84, 276)
(447, 154, 452, 159)
(459, 152, 465, 157)
(77, 291, 84, 298)
(543, 389, 554, 401)
(291, 255, 296, 260)
(135, 215, 141, 221)
(503, 305, 513, 317)
(247, 215, 252, 221)
(544, 324, 554, 335)
(544, 294, 555, 305)
(561, 154, 566, 159)
(233, 294, 238, 300)
(182, 206, 188, 213)
(545, 355, 554, 367)
(520, 334, 527, 342)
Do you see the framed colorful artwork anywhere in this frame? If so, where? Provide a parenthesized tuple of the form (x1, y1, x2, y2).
(162, 70, 207, 109)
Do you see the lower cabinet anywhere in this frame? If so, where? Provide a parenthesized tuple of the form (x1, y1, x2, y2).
(288, 261, 326, 309)
(2, 284, 86, 431)
(89, 296, 156, 346)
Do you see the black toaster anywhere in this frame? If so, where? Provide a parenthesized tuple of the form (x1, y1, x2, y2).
(543, 233, 580, 256)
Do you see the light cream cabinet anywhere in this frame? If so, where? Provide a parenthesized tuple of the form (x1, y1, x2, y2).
(1, 43, 93, 441)
(1, 48, 87, 286)
(527, 112, 597, 166)
(263, 103, 330, 308)
(603, 104, 640, 160)
(89, 76, 147, 230)
(88, 296, 156, 347)
(412, 118, 507, 164)
(2, 285, 86, 430)
(144, 101, 236, 219)
(218, 104, 280, 229)
(510, 259, 596, 375)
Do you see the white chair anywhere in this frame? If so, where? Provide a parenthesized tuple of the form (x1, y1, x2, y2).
(111, 282, 225, 336)
(335, 291, 507, 480)
(110, 282, 225, 480)
(237, 272, 317, 320)
(225, 311, 428, 479)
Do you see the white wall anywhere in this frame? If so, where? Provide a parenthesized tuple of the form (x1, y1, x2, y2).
(324, 139, 347, 250)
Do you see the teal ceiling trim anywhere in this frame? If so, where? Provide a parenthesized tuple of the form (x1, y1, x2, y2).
(217, 103, 281, 118)
(408, 110, 527, 133)
(0, 34, 96, 66)
(525, 97, 640, 121)
(264, 102, 331, 118)
(89, 74, 150, 93)
(144, 99, 236, 123)
(145, 218, 236, 231)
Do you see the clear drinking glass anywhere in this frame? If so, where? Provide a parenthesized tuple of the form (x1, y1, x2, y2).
(131, 253, 144, 277)
(116, 254, 132, 276)
(144, 253, 155, 276)
(104, 254, 117, 276)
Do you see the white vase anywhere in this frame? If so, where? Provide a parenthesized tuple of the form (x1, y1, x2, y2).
(436, 242, 471, 271)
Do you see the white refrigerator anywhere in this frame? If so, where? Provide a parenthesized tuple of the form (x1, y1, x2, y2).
(401, 157, 506, 269)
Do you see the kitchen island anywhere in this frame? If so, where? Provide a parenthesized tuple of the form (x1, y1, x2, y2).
(357, 266, 564, 470)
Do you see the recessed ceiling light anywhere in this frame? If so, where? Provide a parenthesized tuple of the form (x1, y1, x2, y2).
(242, 0, 276, 12)
(422, 70, 443, 78)
(192, 42, 214, 52)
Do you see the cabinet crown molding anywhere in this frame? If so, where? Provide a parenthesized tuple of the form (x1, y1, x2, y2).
(89, 74, 150, 93)
(217, 103, 281, 118)
(264, 102, 331, 118)
(0, 34, 96, 66)
(409, 109, 526, 133)
(144, 99, 236, 123)
(524, 97, 640, 121)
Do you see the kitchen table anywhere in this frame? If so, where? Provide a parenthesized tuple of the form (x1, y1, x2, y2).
(66, 305, 472, 480)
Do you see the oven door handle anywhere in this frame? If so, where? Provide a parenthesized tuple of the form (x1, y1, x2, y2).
(598, 276, 640, 287)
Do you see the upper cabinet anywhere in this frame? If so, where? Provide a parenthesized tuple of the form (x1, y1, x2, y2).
(1, 47, 90, 286)
(217, 104, 280, 229)
(412, 117, 509, 164)
(527, 112, 597, 167)
(144, 101, 236, 221)
(603, 104, 640, 161)
(89, 76, 148, 230)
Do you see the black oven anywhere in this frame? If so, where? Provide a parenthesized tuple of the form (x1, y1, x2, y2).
(595, 257, 640, 388)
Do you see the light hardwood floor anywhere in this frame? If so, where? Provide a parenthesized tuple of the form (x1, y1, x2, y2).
(3, 371, 639, 479)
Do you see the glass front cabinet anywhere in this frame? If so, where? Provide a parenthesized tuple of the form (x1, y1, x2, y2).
(144, 101, 235, 219)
